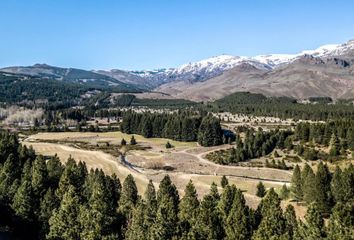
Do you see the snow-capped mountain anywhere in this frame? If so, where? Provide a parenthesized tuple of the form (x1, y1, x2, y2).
(126, 39, 354, 86)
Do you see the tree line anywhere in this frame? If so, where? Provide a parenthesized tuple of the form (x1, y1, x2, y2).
(207, 92, 354, 121)
(0, 132, 353, 239)
(121, 111, 224, 146)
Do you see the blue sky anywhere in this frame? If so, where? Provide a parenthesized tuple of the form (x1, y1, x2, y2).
(1, 0, 354, 70)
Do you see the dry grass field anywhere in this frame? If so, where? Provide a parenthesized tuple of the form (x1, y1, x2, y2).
(23, 131, 293, 207)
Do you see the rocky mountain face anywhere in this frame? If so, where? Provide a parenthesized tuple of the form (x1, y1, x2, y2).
(152, 39, 354, 100)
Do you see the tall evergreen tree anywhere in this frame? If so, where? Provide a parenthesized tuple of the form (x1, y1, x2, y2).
(327, 203, 354, 240)
(11, 179, 35, 222)
(256, 181, 266, 198)
(0, 154, 20, 204)
(298, 203, 327, 239)
(221, 175, 229, 188)
(218, 184, 237, 220)
(190, 185, 224, 240)
(284, 204, 298, 239)
(47, 185, 81, 240)
(302, 167, 316, 204)
(279, 184, 290, 200)
(119, 174, 138, 221)
(125, 201, 147, 240)
(291, 165, 303, 201)
(150, 195, 178, 240)
(39, 188, 59, 238)
(46, 155, 63, 189)
(329, 133, 340, 156)
(331, 166, 345, 203)
(144, 180, 157, 238)
(179, 180, 199, 238)
(252, 188, 288, 240)
(79, 172, 117, 239)
(314, 162, 332, 214)
(341, 165, 354, 202)
(225, 189, 252, 240)
(157, 175, 179, 214)
(31, 155, 48, 198)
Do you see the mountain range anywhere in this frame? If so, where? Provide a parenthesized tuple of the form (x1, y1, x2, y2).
(1, 39, 354, 101)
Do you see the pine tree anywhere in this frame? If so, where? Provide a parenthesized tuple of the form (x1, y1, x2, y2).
(39, 188, 59, 238)
(47, 185, 81, 240)
(119, 174, 138, 221)
(314, 162, 332, 214)
(21, 158, 32, 182)
(331, 166, 345, 203)
(165, 141, 173, 149)
(218, 184, 237, 220)
(299, 202, 327, 239)
(279, 184, 290, 200)
(125, 201, 147, 240)
(252, 188, 288, 240)
(179, 180, 199, 238)
(79, 172, 117, 239)
(327, 202, 354, 240)
(150, 195, 178, 240)
(46, 155, 64, 189)
(190, 186, 224, 240)
(157, 175, 179, 214)
(11, 179, 35, 221)
(55, 158, 79, 200)
(291, 165, 303, 201)
(130, 135, 137, 145)
(225, 189, 252, 240)
(31, 155, 48, 198)
(105, 173, 121, 209)
(302, 167, 316, 204)
(341, 165, 354, 202)
(256, 181, 266, 198)
(221, 175, 229, 188)
(0, 154, 20, 204)
(284, 204, 298, 239)
(144, 180, 157, 237)
(329, 133, 340, 156)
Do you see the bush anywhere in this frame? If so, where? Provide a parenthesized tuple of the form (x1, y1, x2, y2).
(256, 181, 266, 197)
(165, 141, 173, 149)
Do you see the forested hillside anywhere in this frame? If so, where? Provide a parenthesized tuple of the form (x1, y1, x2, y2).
(0, 72, 141, 109)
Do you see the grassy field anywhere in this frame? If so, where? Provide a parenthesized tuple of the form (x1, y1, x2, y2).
(27, 131, 197, 149)
(23, 131, 293, 207)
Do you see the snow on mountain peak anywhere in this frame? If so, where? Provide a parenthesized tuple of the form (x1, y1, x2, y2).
(173, 55, 248, 75)
(128, 39, 354, 84)
(301, 44, 339, 56)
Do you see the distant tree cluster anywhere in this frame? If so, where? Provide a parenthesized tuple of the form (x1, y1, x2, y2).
(121, 111, 223, 146)
(0, 132, 353, 239)
(208, 129, 292, 164)
(295, 119, 354, 154)
(207, 92, 354, 121)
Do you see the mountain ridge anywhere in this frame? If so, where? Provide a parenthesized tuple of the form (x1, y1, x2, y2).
(1, 39, 354, 100)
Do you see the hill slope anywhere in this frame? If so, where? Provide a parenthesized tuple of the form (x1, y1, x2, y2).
(0, 64, 142, 92)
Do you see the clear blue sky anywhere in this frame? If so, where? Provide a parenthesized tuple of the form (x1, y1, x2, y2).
(1, 0, 354, 70)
